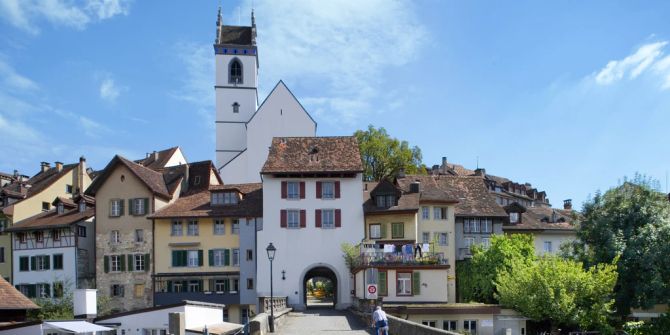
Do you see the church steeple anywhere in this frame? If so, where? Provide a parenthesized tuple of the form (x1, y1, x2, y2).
(215, 6, 223, 44)
(251, 8, 257, 45)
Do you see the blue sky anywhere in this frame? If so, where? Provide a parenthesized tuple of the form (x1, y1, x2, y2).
(1, 0, 670, 208)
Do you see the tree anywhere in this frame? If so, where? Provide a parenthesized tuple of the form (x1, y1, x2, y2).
(354, 125, 425, 181)
(458, 234, 536, 303)
(567, 175, 670, 318)
(496, 256, 618, 333)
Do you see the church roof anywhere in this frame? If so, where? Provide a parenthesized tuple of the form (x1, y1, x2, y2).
(217, 25, 253, 45)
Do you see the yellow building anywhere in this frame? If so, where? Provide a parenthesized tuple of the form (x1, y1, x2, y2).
(149, 183, 262, 324)
(0, 158, 90, 282)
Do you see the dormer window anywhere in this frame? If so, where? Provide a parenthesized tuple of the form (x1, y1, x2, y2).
(79, 201, 86, 213)
(57, 203, 64, 214)
(229, 59, 243, 84)
(212, 191, 239, 205)
(509, 212, 519, 224)
(375, 194, 396, 208)
(232, 102, 240, 113)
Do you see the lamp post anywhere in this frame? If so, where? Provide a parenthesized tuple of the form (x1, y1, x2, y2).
(266, 243, 276, 333)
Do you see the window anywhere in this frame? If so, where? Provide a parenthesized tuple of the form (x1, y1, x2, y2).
(510, 212, 519, 223)
(421, 206, 429, 220)
(66, 184, 73, 194)
(171, 220, 183, 236)
(232, 278, 239, 292)
(187, 250, 200, 267)
(53, 254, 63, 270)
(471, 218, 480, 233)
(187, 220, 199, 236)
(544, 241, 553, 253)
(229, 59, 243, 84)
(321, 209, 335, 228)
(375, 195, 396, 208)
(232, 249, 240, 266)
(0, 219, 6, 232)
(188, 280, 201, 292)
(438, 233, 448, 246)
(287, 210, 300, 229)
(57, 203, 64, 214)
(111, 255, 122, 272)
(132, 198, 147, 215)
(42, 202, 50, 211)
(194, 175, 201, 185)
(247, 278, 254, 289)
(52, 229, 60, 241)
(231, 219, 240, 234)
(134, 284, 145, 298)
(134, 254, 145, 271)
(173, 281, 183, 292)
(34, 231, 43, 243)
(111, 284, 124, 297)
(464, 237, 475, 248)
(287, 182, 300, 199)
(443, 320, 457, 331)
(482, 238, 491, 249)
(18, 232, 26, 244)
(110, 199, 122, 217)
(369, 224, 381, 239)
(19, 256, 29, 271)
(422, 321, 437, 328)
(37, 283, 50, 298)
(422, 232, 430, 244)
(321, 182, 335, 199)
(397, 272, 412, 295)
(211, 249, 228, 266)
(246, 249, 253, 261)
(0, 247, 3, 263)
(215, 279, 229, 292)
(77, 226, 86, 237)
(214, 219, 226, 235)
(111, 230, 121, 244)
(34, 255, 49, 271)
(391, 223, 404, 239)
(232, 102, 240, 113)
(482, 219, 492, 233)
(135, 229, 144, 243)
(433, 207, 447, 220)
(464, 320, 477, 334)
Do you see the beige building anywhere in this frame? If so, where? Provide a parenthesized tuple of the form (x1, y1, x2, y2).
(502, 202, 577, 255)
(85, 147, 216, 312)
(0, 158, 90, 282)
(148, 183, 262, 323)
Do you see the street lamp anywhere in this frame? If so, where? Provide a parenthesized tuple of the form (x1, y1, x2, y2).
(266, 243, 276, 333)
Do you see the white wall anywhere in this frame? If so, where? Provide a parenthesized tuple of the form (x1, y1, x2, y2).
(353, 268, 449, 303)
(184, 305, 224, 328)
(257, 175, 364, 310)
(534, 231, 576, 255)
(98, 304, 223, 335)
(0, 324, 42, 335)
(13, 247, 77, 293)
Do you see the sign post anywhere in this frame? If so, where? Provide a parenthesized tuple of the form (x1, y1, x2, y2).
(366, 284, 378, 300)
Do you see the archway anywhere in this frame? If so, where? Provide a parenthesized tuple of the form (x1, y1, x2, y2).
(303, 266, 338, 308)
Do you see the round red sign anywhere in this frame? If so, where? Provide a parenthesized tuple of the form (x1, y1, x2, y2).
(368, 285, 377, 294)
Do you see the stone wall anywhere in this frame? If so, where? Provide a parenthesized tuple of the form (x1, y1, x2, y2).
(387, 314, 461, 335)
(248, 307, 292, 335)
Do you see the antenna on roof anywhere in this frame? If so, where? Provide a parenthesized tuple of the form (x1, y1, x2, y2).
(476, 156, 479, 169)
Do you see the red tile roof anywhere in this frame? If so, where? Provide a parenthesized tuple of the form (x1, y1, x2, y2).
(148, 183, 262, 219)
(6, 205, 94, 232)
(0, 277, 39, 310)
(261, 137, 363, 174)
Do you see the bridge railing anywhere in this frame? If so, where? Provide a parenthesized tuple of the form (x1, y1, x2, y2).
(258, 296, 288, 313)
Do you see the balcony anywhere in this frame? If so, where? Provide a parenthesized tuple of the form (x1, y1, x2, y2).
(354, 249, 448, 270)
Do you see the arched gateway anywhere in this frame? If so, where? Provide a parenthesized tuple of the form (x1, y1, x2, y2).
(302, 265, 339, 308)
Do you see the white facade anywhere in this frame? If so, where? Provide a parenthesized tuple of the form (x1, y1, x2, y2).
(95, 303, 224, 335)
(14, 247, 76, 293)
(257, 175, 364, 310)
(533, 231, 576, 255)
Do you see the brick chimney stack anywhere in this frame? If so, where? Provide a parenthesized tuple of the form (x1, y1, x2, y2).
(563, 199, 572, 210)
(40, 162, 50, 173)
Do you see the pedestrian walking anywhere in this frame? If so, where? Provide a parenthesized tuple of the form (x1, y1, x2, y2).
(372, 306, 389, 335)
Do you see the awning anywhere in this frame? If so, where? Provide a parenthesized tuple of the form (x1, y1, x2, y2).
(43, 321, 113, 333)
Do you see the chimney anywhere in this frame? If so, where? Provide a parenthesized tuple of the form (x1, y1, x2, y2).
(441, 157, 447, 173)
(563, 199, 572, 210)
(40, 162, 50, 173)
(397, 168, 405, 178)
(55, 161, 63, 172)
(13, 170, 18, 178)
(73, 289, 97, 319)
(409, 182, 420, 193)
(474, 168, 486, 177)
(78, 156, 87, 195)
(169, 312, 186, 335)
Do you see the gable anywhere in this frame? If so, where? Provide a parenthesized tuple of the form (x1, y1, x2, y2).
(247, 80, 317, 129)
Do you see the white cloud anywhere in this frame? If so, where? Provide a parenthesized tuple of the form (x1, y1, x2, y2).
(0, 58, 38, 92)
(99, 77, 122, 102)
(0, 0, 131, 34)
(594, 41, 668, 86)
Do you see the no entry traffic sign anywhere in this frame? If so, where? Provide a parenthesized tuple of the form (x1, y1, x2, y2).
(366, 284, 378, 299)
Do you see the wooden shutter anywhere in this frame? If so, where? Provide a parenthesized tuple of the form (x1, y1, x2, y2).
(198, 250, 204, 266)
(144, 253, 150, 272)
(120, 255, 126, 271)
(144, 198, 150, 214)
(109, 200, 114, 216)
(412, 271, 421, 295)
(127, 255, 134, 271)
(128, 199, 135, 216)
(315, 209, 322, 228)
(181, 251, 188, 267)
(209, 250, 214, 266)
(280, 210, 287, 228)
(300, 210, 306, 228)
(380, 224, 387, 239)
(378, 271, 387, 296)
(104, 256, 110, 273)
(30, 256, 36, 271)
(299, 182, 305, 199)
(224, 249, 231, 266)
(171, 251, 178, 267)
(281, 181, 287, 199)
(335, 181, 341, 198)
(335, 209, 341, 228)
(316, 182, 322, 199)
(119, 200, 125, 216)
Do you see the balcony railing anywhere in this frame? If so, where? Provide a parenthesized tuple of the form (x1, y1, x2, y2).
(355, 250, 448, 268)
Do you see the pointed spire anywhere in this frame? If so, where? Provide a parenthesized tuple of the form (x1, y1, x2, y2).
(251, 7, 257, 46)
(215, 6, 223, 44)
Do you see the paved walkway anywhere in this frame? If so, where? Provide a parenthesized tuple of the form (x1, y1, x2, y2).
(278, 308, 373, 335)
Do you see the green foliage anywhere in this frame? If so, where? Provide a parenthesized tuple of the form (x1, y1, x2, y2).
(495, 256, 618, 333)
(341, 242, 360, 271)
(97, 294, 113, 317)
(29, 293, 74, 320)
(624, 313, 670, 335)
(354, 125, 425, 181)
(567, 175, 670, 317)
(459, 234, 536, 303)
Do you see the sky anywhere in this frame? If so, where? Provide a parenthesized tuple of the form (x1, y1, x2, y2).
(1, 0, 670, 209)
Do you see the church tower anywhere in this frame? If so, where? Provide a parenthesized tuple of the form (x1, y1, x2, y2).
(214, 7, 258, 171)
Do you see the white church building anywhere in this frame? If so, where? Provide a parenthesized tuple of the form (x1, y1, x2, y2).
(214, 9, 316, 184)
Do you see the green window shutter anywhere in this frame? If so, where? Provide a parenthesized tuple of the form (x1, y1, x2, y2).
(198, 280, 204, 292)
(198, 250, 204, 266)
(167, 281, 173, 293)
(30, 256, 36, 271)
(104, 256, 109, 273)
(223, 278, 230, 292)
(209, 250, 214, 266)
(380, 224, 387, 239)
(120, 255, 126, 271)
(145, 253, 150, 272)
(128, 199, 135, 215)
(128, 255, 134, 271)
(144, 198, 150, 214)
(378, 272, 387, 296)
(412, 271, 421, 295)
(44, 256, 50, 270)
(224, 249, 230, 266)
(171, 251, 178, 267)
(181, 251, 187, 267)
(119, 200, 125, 215)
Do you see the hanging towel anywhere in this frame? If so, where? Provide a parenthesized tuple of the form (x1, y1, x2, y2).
(383, 244, 395, 253)
(422, 243, 430, 253)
